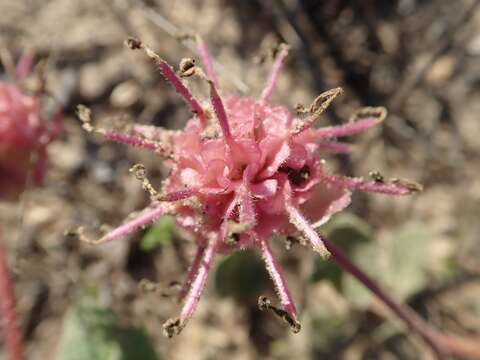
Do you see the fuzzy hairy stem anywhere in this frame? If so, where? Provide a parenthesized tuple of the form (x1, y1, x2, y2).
(260, 44, 289, 103)
(311, 116, 383, 139)
(178, 245, 206, 301)
(196, 36, 218, 87)
(0, 229, 24, 360)
(208, 80, 232, 141)
(14, 54, 33, 80)
(317, 141, 352, 154)
(319, 172, 417, 195)
(125, 37, 206, 127)
(321, 234, 480, 359)
(284, 183, 329, 258)
(163, 237, 218, 337)
(101, 130, 160, 151)
(94, 204, 170, 244)
(259, 238, 297, 319)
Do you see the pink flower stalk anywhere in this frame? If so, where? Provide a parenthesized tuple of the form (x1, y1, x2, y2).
(0, 58, 61, 200)
(0, 55, 60, 360)
(78, 38, 420, 337)
(0, 228, 23, 360)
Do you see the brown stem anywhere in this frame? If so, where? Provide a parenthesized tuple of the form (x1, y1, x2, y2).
(0, 228, 24, 360)
(322, 235, 480, 359)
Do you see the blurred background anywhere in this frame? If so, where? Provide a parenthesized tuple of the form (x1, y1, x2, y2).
(1, 0, 480, 359)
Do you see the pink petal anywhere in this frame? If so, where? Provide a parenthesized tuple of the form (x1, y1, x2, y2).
(250, 179, 278, 199)
(98, 204, 172, 244)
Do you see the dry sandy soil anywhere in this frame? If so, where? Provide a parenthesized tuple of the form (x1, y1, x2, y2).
(1, 0, 480, 359)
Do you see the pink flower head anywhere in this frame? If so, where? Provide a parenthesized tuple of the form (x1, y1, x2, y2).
(78, 38, 421, 337)
(0, 75, 61, 200)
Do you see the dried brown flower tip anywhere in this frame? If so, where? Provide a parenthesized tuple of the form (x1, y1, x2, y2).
(225, 221, 251, 246)
(125, 37, 142, 50)
(258, 295, 271, 311)
(163, 281, 182, 298)
(292, 87, 344, 134)
(76, 104, 94, 133)
(129, 164, 158, 198)
(369, 170, 385, 183)
(138, 279, 159, 293)
(294, 88, 343, 117)
(175, 32, 195, 42)
(258, 296, 301, 334)
(139, 279, 181, 298)
(255, 42, 290, 65)
(294, 103, 307, 115)
(350, 106, 387, 123)
(178, 58, 196, 78)
(125, 37, 162, 64)
(68, 226, 98, 245)
(284, 236, 304, 250)
(391, 178, 424, 193)
(162, 317, 183, 338)
(310, 87, 344, 116)
(274, 43, 290, 56)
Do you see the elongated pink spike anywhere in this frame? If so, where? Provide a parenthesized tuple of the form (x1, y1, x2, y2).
(76, 106, 171, 155)
(157, 60, 206, 126)
(158, 189, 195, 202)
(95, 204, 171, 244)
(258, 237, 297, 320)
(284, 183, 330, 258)
(320, 172, 421, 195)
(311, 117, 383, 140)
(179, 235, 217, 326)
(196, 36, 218, 87)
(178, 245, 206, 301)
(15, 53, 33, 80)
(260, 45, 289, 104)
(101, 129, 160, 151)
(132, 125, 176, 141)
(209, 81, 232, 141)
(126, 38, 206, 127)
(318, 141, 352, 153)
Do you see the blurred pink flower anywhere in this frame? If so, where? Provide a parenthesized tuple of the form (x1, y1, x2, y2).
(78, 38, 420, 337)
(0, 81, 60, 200)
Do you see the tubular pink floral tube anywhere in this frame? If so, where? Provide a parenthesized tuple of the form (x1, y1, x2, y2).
(260, 45, 289, 104)
(196, 36, 218, 87)
(258, 237, 297, 320)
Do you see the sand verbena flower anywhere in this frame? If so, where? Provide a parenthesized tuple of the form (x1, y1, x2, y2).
(76, 37, 420, 337)
(0, 57, 61, 200)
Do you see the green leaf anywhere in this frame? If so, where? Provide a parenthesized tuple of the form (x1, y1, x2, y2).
(342, 221, 452, 308)
(311, 213, 373, 286)
(215, 249, 270, 302)
(140, 216, 175, 251)
(56, 302, 159, 360)
(323, 212, 373, 249)
(381, 222, 430, 300)
(342, 240, 379, 308)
